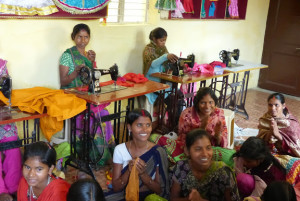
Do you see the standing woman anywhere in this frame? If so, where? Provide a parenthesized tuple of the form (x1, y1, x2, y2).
(143, 27, 178, 105)
(257, 92, 300, 157)
(59, 23, 96, 89)
(58, 23, 114, 153)
(106, 109, 169, 200)
(17, 141, 70, 201)
(178, 87, 228, 147)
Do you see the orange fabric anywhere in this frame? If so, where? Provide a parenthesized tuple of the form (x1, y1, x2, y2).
(125, 158, 139, 201)
(0, 87, 86, 141)
(17, 177, 70, 201)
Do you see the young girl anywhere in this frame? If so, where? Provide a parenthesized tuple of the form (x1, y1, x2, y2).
(17, 141, 70, 201)
(234, 137, 286, 199)
(105, 109, 169, 200)
(67, 179, 105, 201)
(170, 129, 239, 201)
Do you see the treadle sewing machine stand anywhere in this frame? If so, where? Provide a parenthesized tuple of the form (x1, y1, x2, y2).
(151, 71, 230, 133)
(64, 80, 169, 179)
(223, 61, 269, 120)
(0, 108, 46, 152)
(66, 98, 133, 180)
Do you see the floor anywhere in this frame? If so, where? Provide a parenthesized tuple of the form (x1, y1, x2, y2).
(234, 87, 300, 129)
(63, 87, 300, 190)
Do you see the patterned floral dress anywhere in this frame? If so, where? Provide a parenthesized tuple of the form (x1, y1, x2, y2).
(173, 160, 240, 201)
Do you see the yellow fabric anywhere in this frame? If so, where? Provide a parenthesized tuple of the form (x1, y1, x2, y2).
(243, 196, 261, 201)
(0, 87, 86, 141)
(126, 158, 139, 201)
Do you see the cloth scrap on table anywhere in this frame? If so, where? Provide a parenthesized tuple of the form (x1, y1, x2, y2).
(0, 87, 86, 141)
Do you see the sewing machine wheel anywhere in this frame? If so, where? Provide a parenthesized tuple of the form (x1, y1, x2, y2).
(219, 50, 228, 61)
(79, 66, 92, 85)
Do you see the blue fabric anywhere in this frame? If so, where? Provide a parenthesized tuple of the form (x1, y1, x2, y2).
(209, 2, 216, 17)
(64, 0, 106, 8)
(145, 54, 168, 104)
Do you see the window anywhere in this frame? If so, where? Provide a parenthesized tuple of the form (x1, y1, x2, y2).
(105, 0, 148, 24)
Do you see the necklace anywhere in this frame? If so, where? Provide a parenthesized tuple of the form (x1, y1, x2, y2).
(130, 141, 149, 157)
(28, 176, 51, 200)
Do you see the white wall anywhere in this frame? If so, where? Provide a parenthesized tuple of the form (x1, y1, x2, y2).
(0, 0, 270, 90)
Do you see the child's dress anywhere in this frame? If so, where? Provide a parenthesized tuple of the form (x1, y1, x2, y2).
(0, 123, 22, 194)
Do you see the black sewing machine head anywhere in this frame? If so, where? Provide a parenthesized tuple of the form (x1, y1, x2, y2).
(166, 54, 195, 76)
(0, 75, 12, 100)
(219, 49, 240, 67)
(79, 64, 119, 94)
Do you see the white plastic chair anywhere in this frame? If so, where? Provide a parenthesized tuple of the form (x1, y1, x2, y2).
(223, 109, 235, 149)
(50, 119, 71, 145)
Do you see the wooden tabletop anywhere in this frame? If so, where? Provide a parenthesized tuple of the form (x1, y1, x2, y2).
(0, 108, 47, 125)
(64, 80, 170, 105)
(151, 71, 230, 84)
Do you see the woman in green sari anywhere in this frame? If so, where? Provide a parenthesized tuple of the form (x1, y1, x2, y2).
(58, 24, 115, 165)
(59, 23, 96, 89)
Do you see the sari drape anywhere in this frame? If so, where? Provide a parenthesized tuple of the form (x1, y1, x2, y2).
(61, 46, 93, 89)
(142, 41, 168, 75)
(17, 177, 70, 201)
(173, 160, 240, 201)
(178, 107, 228, 147)
(105, 145, 169, 201)
(258, 111, 300, 157)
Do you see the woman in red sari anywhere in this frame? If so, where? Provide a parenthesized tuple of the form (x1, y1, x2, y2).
(178, 87, 228, 147)
(17, 142, 70, 201)
(257, 93, 300, 157)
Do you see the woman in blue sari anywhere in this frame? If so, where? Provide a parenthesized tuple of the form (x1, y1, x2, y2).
(105, 109, 169, 201)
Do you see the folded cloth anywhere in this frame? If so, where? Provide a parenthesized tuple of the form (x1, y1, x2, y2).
(126, 158, 139, 201)
(123, 73, 148, 83)
(210, 61, 226, 68)
(0, 87, 86, 141)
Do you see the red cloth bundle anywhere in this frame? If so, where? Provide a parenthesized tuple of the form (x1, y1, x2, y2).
(123, 73, 148, 83)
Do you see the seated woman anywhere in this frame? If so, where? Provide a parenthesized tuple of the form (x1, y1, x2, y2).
(142, 27, 178, 113)
(244, 181, 297, 201)
(67, 179, 105, 201)
(234, 137, 286, 199)
(17, 141, 70, 201)
(257, 92, 300, 157)
(170, 129, 240, 201)
(178, 87, 228, 147)
(105, 109, 169, 201)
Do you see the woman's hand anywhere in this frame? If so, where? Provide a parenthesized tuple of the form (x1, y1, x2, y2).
(214, 121, 222, 144)
(188, 189, 208, 201)
(0, 193, 13, 201)
(75, 64, 85, 73)
(128, 159, 135, 172)
(87, 50, 96, 62)
(270, 118, 282, 141)
(136, 158, 147, 175)
(167, 53, 178, 63)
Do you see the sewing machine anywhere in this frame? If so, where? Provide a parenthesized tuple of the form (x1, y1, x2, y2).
(0, 75, 12, 107)
(79, 64, 119, 94)
(166, 54, 195, 76)
(219, 49, 240, 67)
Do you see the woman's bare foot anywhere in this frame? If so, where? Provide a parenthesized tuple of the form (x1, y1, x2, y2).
(0, 193, 13, 201)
